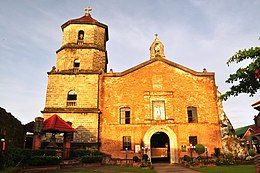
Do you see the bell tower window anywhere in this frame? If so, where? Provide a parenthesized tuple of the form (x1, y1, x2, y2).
(77, 30, 84, 44)
(73, 59, 80, 72)
(67, 90, 77, 106)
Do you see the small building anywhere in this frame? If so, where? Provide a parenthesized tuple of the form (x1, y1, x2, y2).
(239, 101, 260, 150)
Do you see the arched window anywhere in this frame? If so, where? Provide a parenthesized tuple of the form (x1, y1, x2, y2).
(78, 30, 84, 40)
(77, 30, 84, 44)
(120, 107, 130, 124)
(187, 107, 198, 123)
(67, 90, 77, 106)
(73, 59, 80, 72)
(74, 59, 80, 68)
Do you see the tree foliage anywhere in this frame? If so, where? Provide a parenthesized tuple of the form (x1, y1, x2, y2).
(221, 46, 260, 100)
(195, 144, 205, 155)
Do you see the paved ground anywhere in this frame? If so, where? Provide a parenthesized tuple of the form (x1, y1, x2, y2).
(22, 163, 200, 173)
(153, 163, 200, 173)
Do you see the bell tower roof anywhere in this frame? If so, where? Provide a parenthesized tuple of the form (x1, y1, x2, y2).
(61, 6, 108, 40)
(54, 5, 109, 73)
(150, 34, 165, 59)
(67, 6, 96, 23)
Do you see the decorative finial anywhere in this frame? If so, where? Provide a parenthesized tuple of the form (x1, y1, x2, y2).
(150, 33, 165, 59)
(85, 6, 92, 16)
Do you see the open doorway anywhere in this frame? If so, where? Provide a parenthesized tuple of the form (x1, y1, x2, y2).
(150, 132, 170, 163)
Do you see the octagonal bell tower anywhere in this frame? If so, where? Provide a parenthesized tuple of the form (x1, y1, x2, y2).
(56, 6, 109, 72)
(42, 7, 109, 148)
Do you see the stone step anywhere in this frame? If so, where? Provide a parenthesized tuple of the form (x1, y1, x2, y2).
(60, 160, 81, 168)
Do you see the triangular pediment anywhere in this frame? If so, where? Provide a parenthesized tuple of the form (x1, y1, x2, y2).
(105, 57, 214, 77)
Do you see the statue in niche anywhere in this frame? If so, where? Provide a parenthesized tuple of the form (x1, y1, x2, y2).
(79, 33, 84, 40)
(153, 101, 165, 120)
(154, 43, 160, 53)
(77, 31, 84, 45)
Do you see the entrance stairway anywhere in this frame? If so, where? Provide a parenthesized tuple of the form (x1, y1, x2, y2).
(60, 159, 81, 168)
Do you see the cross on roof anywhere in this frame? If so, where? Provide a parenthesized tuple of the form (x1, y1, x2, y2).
(85, 6, 92, 15)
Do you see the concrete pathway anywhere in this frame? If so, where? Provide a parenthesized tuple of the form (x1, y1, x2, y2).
(153, 163, 200, 173)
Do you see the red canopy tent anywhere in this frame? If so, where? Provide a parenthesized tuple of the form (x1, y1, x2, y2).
(33, 114, 75, 159)
(42, 114, 75, 133)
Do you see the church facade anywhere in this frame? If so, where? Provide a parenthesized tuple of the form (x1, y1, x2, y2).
(42, 8, 222, 163)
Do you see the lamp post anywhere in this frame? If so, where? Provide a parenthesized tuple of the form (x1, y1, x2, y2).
(190, 144, 193, 159)
(1, 138, 5, 152)
(205, 146, 208, 161)
(205, 146, 208, 160)
(125, 148, 128, 164)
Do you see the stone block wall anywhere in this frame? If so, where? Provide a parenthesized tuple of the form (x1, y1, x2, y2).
(44, 74, 99, 108)
(56, 47, 106, 71)
(43, 72, 100, 144)
(62, 24, 106, 48)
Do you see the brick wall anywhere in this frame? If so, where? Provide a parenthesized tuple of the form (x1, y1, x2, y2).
(99, 59, 222, 161)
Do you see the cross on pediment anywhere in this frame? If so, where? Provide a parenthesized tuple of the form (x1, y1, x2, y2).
(85, 6, 92, 15)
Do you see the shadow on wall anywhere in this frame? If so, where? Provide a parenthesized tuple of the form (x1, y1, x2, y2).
(74, 125, 97, 143)
(38, 125, 98, 149)
(99, 137, 144, 160)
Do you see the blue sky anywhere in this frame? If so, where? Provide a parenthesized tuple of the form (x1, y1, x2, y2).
(0, 0, 259, 128)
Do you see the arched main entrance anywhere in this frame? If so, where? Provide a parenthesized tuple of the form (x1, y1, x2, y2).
(143, 126, 178, 164)
(150, 132, 170, 163)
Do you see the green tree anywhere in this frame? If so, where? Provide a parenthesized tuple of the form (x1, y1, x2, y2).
(195, 144, 205, 155)
(248, 148, 256, 157)
(221, 46, 260, 100)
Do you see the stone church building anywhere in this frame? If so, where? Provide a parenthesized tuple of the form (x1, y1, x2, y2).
(42, 8, 222, 163)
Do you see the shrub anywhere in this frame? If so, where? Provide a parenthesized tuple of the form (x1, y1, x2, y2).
(188, 159, 198, 166)
(0, 152, 4, 169)
(183, 155, 191, 162)
(10, 147, 26, 165)
(196, 156, 203, 161)
(195, 144, 205, 155)
(0, 148, 59, 168)
(10, 148, 58, 166)
(248, 149, 256, 157)
(224, 152, 234, 160)
(215, 158, 223, 166)
(32, 149, 56, 156)
(215, 153, 235, 166)
(133, 156, 139, 162)
(71, 149, 90, 157)
(214, 148, 221, 157)
(30, 156, 62, 166)
(142, 154, 148, 162)
(246, 155, 255, 161)
(71, 148, 101, 158)
(81, 155, 103, 163)
(203, 158, 215, 165)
